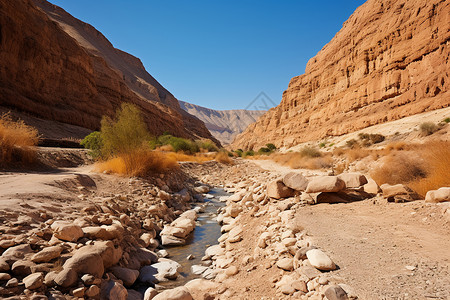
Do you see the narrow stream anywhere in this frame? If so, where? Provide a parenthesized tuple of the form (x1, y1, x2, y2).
(157, 187, 228, 289)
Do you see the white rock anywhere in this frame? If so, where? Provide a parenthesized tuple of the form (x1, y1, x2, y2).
(306, 249, 336, 271)
(425, 187, 450, 203)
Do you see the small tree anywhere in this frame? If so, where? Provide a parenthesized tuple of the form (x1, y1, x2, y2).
(100, 103, 150, 158)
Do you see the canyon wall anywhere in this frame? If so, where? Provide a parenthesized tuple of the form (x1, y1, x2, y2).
(0, 0, 217, 143)
(179, 101, 265, 144)
(232, 0, 450, 150)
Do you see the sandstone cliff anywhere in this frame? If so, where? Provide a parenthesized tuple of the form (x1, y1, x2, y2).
(179, 101, 265, 145)
(232, 0, 450, 150)
(0, 0, 217, 143)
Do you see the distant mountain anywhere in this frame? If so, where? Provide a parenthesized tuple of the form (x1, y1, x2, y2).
(0, 0, 218, 143)
(179, 101, 265, 145)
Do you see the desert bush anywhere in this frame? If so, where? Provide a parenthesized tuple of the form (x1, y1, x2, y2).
(346, 139, 359, 149)
(196, 139, 219, 152)
(96, 149, 178, 176)
(408, 141, 450, 197)
(299, 146, 322, 158)
(271, 151, 332, 170)
(80, 131, 102, 158)
(0, 113, 39, 167)
(358, 133, 385, 146)
(443, 117, 450, 123)
(234, 149, 243, 157)
(215, 151, 234, 164)
(100, 103, 150, 158)
(419, 122, 438, 136)
(266, 143, 276, 151)
(150, 134, 215, 154)
(257, 147, 271, 155)
(243, 150, 255, 157)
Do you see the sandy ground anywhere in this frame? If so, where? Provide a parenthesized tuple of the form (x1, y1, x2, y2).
(246, 159, 450, 299)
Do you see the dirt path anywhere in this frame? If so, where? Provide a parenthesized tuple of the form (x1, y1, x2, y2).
(248, 159, 450, 299)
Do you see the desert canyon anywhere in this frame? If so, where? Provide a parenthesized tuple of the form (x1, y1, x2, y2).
(0, 0, 449, 300)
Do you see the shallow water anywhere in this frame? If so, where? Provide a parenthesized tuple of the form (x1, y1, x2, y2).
(157, 187, 228, 288)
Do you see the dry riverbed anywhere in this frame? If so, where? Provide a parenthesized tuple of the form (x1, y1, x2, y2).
(0, 150, 449, 299)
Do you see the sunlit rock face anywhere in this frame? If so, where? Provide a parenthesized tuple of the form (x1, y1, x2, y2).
(233, 0, 450, 150)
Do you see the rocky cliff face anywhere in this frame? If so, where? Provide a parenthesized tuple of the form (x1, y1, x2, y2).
(233, 0, 450, 150)
(179, 101, 265, 145)
(0, 0, 217, 143)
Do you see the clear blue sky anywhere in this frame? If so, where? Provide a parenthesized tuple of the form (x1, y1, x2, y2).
(48, 0, 366, 110)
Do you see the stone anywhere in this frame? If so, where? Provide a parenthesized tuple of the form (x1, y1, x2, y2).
(161, 235, 185, 246)
(194, 186, 210, 194)
(85, 285, 100, 298)
(54, 269, 78, 288)
(226, 205, 243, 218)
(425, 187, 450, 203)
(1, 244, 33, 263)
(280, 284, 295, 295)
(6, 277, 19, 287)
(324, 285, 349, 300)
(276, 257, 294, 271)
(0, 240, 15, 249)
(306, 249, 336, 271)
(82, 226, 109, 240)
(144, 287, 158, 300)
(11, 260, 34, 276)
(31, 246, 63, 263)
(267, 179, 295, 199)
(283, 172, 309, 191)
(139, 259, 181, 283)
(205, 245, 225, 258)
(153, 286, 193, 300)
(180, 210, 197, 221)
(51, 221, 83, 242)
(201, 268, 216, 280)
(103, 280, 128, 300)
(225, 265, 238, 276)
(72, 287, 85, 297)
(191, 265, 208, 275)
(110, 266, 139, 287)
(363, 178, 381, 194)
(380, 184, 412, 198)
(337, 173, 368, 188)
(0, 273, 11, 280)
(306, 176, 345, 193)
(292, 280, 308, 292)
(0, 258, 9, 272)
(62, 250, 104, 279)
(23, 273, 44, 290)
(81, 274, 101, 285)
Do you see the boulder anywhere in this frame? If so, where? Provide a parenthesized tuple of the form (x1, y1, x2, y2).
(54, 268, 78, 288)
(380, 184, 419, 202)
(1, 244, 33, 264)
(276, 258, 294, 271)
(306, 176, 345, 193)
(161, 235, 185, 246)
(337, 173, 368, 188)
(62, 247, 105, 278)
(127, 248, 158, 270)
(179, 210, 197, 221)
(283, 172, 309, 191)
(267, 179, 295, 199)
(425, 187, 450, 203)
(0, 273, 11, 281)
(226, 205, 243, 218)
(85, 285, 101, 298)
(23, 273, 43, 290)
(0, 258, 9, 272)
(31, 246, 63, 263)
(110, 266, 139, 287)
(82, 226, 109, 240)
(103, 280, 128, 300)
(152, 286, 192, 300)
(204, 245, 225, 258)
(324, 285, 349, 300)
(363, 178, 381, 194)
(191, 265, 208, 275)
(306, 249, 336, 271)
(51, 221, 83, 242)
(139, 259, 181, 283)
(194, 186, 209, 194)
(11, 260, 34, 276)
(144, 287, 158, 300)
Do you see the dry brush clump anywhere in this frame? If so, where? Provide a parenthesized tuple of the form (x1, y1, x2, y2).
(0, 113, 39, 168)
(270, 147, 333, 170)
(371, 141, 450, 197)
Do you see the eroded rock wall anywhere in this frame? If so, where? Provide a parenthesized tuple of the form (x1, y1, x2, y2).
(233, 0, 450, 150)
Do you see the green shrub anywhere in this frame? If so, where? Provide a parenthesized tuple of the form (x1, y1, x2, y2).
(80, 131, 102, 158)
(319, 142, 326, 148)
(100, 103, 150, 158)
(419, 122, 438, 136)
(299, 146, 321, 158)
(234, 149, 243, 157)
(244, 150, 255, 157)
(196, 139, 219, 152)
(266, 143, 276, 151)
(257, 147, 271, 155)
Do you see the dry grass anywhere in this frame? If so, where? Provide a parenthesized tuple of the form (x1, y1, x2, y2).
(371, 141, 450, 197)
(214, 152, 234, 165)
(270, 152, 333, 170)
(166, 152, 212, 163)
(0, 113, 39, 167)
(96, 149, 178, 176)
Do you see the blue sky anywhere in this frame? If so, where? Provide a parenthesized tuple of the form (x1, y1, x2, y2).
(48, 0, 366, 110)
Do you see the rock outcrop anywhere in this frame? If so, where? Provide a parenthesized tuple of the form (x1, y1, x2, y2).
(179, 101, 265, 145)
(233, 0, 450, 150)
(0, 0, 217, 143)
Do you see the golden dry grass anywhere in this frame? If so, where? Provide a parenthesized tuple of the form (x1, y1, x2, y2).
(0, 113, 39, 167)
(371, 141, 450, 197)
(96, 149, 178, 176)
(214, 152, 234, 165)
(270, 152, 333, 170)
(165, 152, 212, 163)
